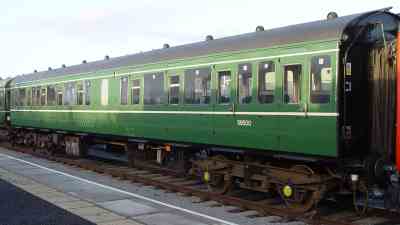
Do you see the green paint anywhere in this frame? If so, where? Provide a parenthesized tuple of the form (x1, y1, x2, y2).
(10, 39, 339, 157)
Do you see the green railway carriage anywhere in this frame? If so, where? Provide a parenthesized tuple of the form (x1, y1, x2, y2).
(7, 9, 398, 159)
(9, 15, 345, 158)
(0, 79, 12, 128)
(6, 8, 400, 211)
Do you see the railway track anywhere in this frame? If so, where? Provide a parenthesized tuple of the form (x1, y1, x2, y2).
(2, 143, 399, 225)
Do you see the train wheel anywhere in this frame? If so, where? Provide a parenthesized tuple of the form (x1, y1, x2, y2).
(206, 172, 232, 194)
(190, 155, 233, 194)
(277, 165, 321, 212)
(205, 155, 233, 194)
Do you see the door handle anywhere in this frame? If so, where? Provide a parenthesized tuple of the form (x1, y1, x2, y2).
(303, 103, 308, 117)
(229, 103, 236, 112)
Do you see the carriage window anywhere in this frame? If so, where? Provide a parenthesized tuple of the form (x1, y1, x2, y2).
(27, 89, 31, 106)
(238, 63, 252, 104)
(131, 79, 141, 105)
(184, 67, 211, 104)
(35, 87, 41, 106)
(169, 76, 180, 104)
(101, 79, 109, 106)
(64, 82, 76, 105)
(40, 88, 46, 106)
(31, 87, 36, 106)
(0, 90, 4, 106)
(218, 71, 231, 104)
(84, 80, 91, 105)
(284, 64, 302, 104)
(57, 87, 63, 106)
(14, 89, 24, 106)
(120, 77, 128, 105)
(258, 61, 275, 104)
(19, 89, 26, 106)
(12, 90, 17, 106)
(310, 56, 332, 104)
(144, 72, 164, 105)
(47, 85, 56, 106)
(77, 82, 84, 105)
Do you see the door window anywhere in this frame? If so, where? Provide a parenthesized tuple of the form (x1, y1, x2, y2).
(120, 77, 129, 105)
(131, 79, 141, 105)
(77, 82, 84, 105)
(84, 80, 91, 105)
(258, 61, 275, 103)
(238, 63, 252, 104)
(218, 71, 231, 104)
(310, 56, 332, 104)
(169, 75, 180, 104)
(284, 64, 301, 104)
(57, 87, 63, 105)
(40, 88, 46, 106)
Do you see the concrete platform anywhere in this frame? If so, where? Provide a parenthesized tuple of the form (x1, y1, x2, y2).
(0, 150, 235, 225)
(135, 212, 210, 225)
(0, 177, 96, 225)
(98, 199, 162, 217)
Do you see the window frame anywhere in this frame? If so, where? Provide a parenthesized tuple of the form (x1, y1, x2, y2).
(13, 89, 19, 106)
(283, 64, 302, 105)
(64, 82, 76, 106)
(26, 88, 31, 106)
(217, 70, 232, 104)
(40, 87, 47, 106)
(0, 90, 4, 107)
(168, 75, 180, 105)
(84, 80, 91, 106)
(120, 76, 129, 105)
(101, 79, 109, 106)
(31, 87, 36, 106)
(57, 86, 63, 106)
(309, 55, 333, 105)
(131, 78, 141, 105)
(143, 72, 165, 105)
(183, 67, 212, 105)
(257, 61, 276, 104)
(77, 82, 84, 105)
(47, 85, 56, 106)
(33, 87, 41, 106)
(18, 88, 26, 106)
(237, 63, 253, 104)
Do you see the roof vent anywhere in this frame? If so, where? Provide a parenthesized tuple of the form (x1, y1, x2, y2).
(256, 25, 265, 32)
(82, 60, 87, 64)
(163, 43, 170, 49)
(48, 67, 52, 71)
(34, 70, 38, 73)
(205, 35, 214, 41)
(62, 64, 66, 68)
(327, 12, 338, 20)
(105, 55, 110, 60)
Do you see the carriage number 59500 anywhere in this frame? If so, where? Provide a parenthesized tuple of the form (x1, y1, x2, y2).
(237, 120, 252, 127)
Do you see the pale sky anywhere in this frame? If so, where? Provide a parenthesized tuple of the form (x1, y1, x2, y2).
(1, 0, 398, 78)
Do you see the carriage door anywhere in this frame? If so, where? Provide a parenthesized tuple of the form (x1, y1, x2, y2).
(212, 64, 236, 142)
(278, 56, 309, 153)
(307, 54, 337, 156)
